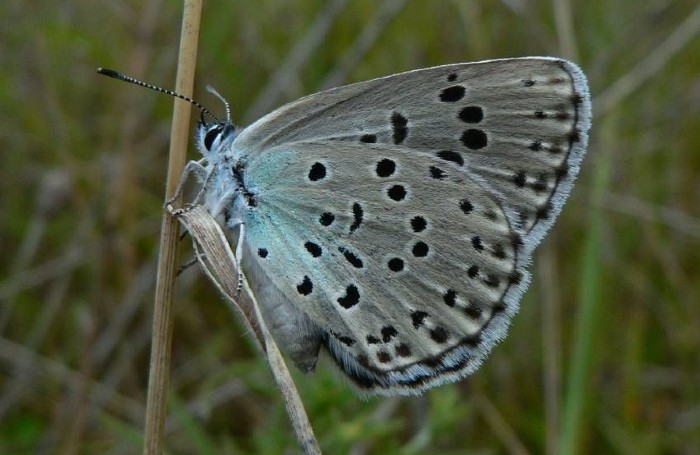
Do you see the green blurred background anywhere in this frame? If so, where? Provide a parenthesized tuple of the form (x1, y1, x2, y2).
(1, 0, 699, 453)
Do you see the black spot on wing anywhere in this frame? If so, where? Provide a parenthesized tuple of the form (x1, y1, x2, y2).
(429, 166, 446, 180)
(297, 276, 313, 295)
(412, 241, 429, 257)
(319, 212, 335, 226)
(387, 185, 407, 201)
(391, 112, 408, 144)
(459, 106, 483, 123)
(443, 289, 457, 307)
(381, 326, 398, 342)
(308, 162, 326, 181)
(461, 129, 487, 149)
(411, 311, 428, 328)
(304, 241, 322, 258)
(430, 327, 449, 343)
(339, 247, 364, 269)
(439, 85, 465, 102)
(360, 134, 377, 143)
(337, 284, 360, 309)
(376, 158, 396, 177)
(436, 150, 463, 166)
(350, 203, 363, 232)
(388, 257, 404, 272)
(410, 216, 427, 232)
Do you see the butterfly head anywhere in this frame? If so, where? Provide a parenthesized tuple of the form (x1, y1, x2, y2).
(195, 84, 241, 164)
(196, 120, 238, 163)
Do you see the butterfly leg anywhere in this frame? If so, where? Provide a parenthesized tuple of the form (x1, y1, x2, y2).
(166, 159, 208, 207)
(226, 218, 246, 296)
(176, 255, 198, 276)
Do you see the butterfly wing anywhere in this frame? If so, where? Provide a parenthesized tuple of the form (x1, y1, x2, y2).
(231, 57, 590, 394)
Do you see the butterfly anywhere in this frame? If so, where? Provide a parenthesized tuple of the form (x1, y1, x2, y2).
(102, 57, 591, 395)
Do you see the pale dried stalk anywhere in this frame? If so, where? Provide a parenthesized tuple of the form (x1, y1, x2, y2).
(143, 1, 202, 454)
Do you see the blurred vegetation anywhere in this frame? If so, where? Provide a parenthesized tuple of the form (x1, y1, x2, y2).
(1, 0, 699, 454)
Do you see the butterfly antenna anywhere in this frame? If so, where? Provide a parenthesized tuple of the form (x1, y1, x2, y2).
(96, 67, 219, 124)
(206, 85, 232, 124)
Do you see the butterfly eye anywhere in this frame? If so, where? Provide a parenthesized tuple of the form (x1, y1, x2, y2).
(203, 126, 223, 151)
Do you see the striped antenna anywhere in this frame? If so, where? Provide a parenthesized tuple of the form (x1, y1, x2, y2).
(96, 67, 219, 123)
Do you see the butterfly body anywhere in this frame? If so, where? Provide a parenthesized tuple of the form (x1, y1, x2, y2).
(196, 57, 591, 395)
